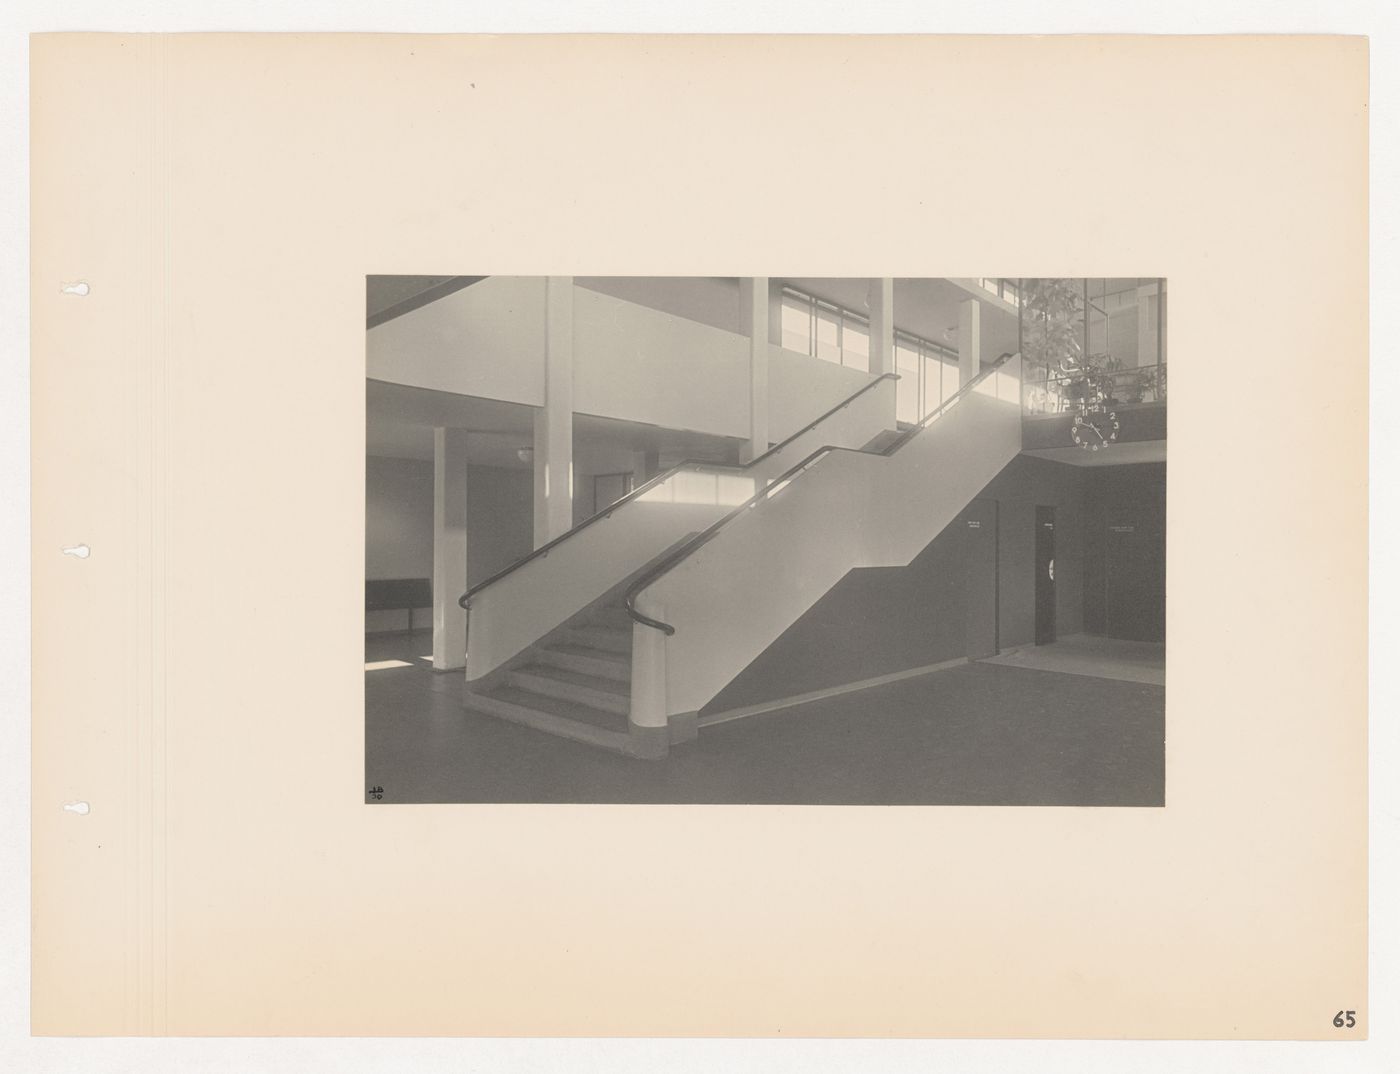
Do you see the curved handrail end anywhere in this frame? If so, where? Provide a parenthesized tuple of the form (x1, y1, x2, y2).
(624, 593, 676, 636)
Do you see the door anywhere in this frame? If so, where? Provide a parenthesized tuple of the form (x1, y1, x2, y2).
(964, 499, 999, 659)
(1105, 517, 1165, 641)
(1035, 505, 1056, 645)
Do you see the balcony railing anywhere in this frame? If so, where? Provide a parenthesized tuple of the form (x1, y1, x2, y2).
(1022, 361, 1168, 415)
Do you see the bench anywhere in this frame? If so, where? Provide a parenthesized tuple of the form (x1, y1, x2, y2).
(366, 577, 433, 632)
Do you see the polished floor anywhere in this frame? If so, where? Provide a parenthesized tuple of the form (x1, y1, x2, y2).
(981, 633, 1165, 686)
(365, 630, 1165, 806)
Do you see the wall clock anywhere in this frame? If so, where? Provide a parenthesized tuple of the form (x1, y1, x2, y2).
(1071, 406, 1119, 451)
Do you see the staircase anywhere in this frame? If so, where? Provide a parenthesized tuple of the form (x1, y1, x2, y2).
(464, 598, 637, 753)
(458, 356, 1023, 758)
(627, 357, 1024, 734)
(462, 373, 900, 685)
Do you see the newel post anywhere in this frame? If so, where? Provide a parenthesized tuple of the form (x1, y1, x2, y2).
(628, 604, 670, 759)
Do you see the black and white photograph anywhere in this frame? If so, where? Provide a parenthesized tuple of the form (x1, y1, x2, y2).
(364, 276, 1167, 804)
(19, 22, 1378, 1057)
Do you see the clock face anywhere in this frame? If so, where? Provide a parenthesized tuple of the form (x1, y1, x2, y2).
(1071, 409, 1120, 451)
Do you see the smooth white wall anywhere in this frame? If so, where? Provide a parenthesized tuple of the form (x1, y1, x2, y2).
(366, 456, 535, 634)
(366, 276, 546, 405)
(369, 279, 886, 452)
(468, 465, 534, 586)
(572, 286, 751, 439)
(768, 345, 875, 444)
(576, 277, 741, 334)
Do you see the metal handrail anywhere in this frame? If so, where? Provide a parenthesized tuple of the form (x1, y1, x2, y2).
(1024, 361, 1167, 413)
(624, 352, 1018, 635)
(1030, 361, 1168, 380)
(457, 372, 900, 610)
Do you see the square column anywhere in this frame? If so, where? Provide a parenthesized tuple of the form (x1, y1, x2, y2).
(739, 276, 770, 463)
(958, 297, 981, 388)
(533, 276, 574, 547)
(431, 426, 469, 671)
(868, 278, 895, 376)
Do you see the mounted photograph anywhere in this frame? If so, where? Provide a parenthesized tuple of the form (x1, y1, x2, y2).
(364, 276, 1167, 805)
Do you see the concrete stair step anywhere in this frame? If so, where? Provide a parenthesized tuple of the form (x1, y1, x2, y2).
(466, 686, 631, 751)
(567, 624, 632, 654)
(484, 685, 628, 732)
(536, 642, 631, 682)
(509, 664, 631, 715)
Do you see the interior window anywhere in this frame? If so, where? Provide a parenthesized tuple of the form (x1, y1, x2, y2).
(938, 356, 959, 404)
(781, 294, 812, 354)
(841, 318, 870, 371)
(896, 340, 921, 423)
(922, 353, 944, 417)
(814, 306, 841, 363)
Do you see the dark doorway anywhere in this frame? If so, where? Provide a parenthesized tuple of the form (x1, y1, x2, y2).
(1105, 518, 1165, 641)
(1083, 462, 1167, 642)
(1035, 505, 1056, 645)
(964, 498, 999, 659)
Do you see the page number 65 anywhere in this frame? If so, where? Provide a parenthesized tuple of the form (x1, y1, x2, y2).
(1333, 1010, 1357, 1029)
